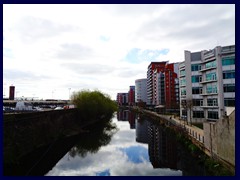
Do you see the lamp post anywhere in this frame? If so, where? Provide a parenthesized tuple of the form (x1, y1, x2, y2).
(52, 90, 55, 99)
(16, 91, 20, 100)
(3, 83, 6, 98)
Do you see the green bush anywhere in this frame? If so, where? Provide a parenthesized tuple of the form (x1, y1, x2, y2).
(71, 90, 118, 120)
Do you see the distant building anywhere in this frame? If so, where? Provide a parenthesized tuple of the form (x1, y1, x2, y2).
(9, 86, 15, 100)
(116, 93, 128, 106)
(179, 45, 235, 123)
(135, 78, 147, 105)
(128, 86, 135, 106)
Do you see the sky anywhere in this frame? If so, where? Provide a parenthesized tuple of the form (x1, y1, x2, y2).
(3, 4, 235, 100)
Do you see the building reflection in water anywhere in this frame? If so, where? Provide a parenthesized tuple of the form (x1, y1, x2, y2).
(147, 124, 178, 170)
(134, 115, 206, 175)
(135, 114, 149, 144)
(117, 109, 136, 129)
(135, 112, 178, 170)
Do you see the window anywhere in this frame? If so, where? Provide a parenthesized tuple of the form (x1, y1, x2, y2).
(192, 75, 201, 83)
(193, 99, 203, 106)
(191, 64, 201, 71)
(192, 87, 201, 94)
(206, 72, 217, 81)
(223, 70, 235, 79)
(181, 89, 186, 96)
(207, 99, 218, 106)
(208, 111, 219, 119)
(182, 110, 187, 116)
(224, 98, 235, 107)
(180, 70, 186, 76)
(223, 84, 235, 92)
(193, 111, 204, 118)
(205, 60, 216, 69)
(180, 78, 186, 86)
(206, 84, 217, 94)
(222, 57, 235, 66)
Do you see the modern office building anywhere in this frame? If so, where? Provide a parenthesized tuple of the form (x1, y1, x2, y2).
(135, 78, 147, 105)
(179, 45, 235, 123)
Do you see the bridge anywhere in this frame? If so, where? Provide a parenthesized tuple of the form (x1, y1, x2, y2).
(3, 100, 69, 107)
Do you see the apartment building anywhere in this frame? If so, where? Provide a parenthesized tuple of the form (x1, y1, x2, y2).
(116, 93, 128, 106)
(128, 86, 135, 106)
(147, 62, 179, 112)
(135, 78, 147, 105)
(179, 45, 235, 123)
(147, 62, 167, 106)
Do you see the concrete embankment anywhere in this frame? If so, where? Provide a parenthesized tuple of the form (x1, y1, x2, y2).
(3, 108, 100, 169)
(130, 106, 235, 174)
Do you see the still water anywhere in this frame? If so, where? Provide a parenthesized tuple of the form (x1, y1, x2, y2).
(45, 110, 204, 176)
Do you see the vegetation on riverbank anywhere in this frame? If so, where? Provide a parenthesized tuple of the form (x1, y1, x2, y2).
(162, 121, 234, 176)
(71, 90, 118, 121)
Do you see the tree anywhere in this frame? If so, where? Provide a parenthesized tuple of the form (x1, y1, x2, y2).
(71, 90, 118, 121)
(181, 98, 193, 126)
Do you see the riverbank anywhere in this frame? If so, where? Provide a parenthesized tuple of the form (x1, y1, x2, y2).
(129, 106, 235, 175)
(3, 108, 111, 176)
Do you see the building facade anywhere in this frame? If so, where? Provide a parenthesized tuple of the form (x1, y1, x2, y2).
(179, 45, 235, 123)
(9, 86, 15, 100)
(147, 62, 180, 112)
(135, 78, 147, 105)
(128, 86, 135, 106)
(116, 93, 129, 106)
(147, 62, 167, 106)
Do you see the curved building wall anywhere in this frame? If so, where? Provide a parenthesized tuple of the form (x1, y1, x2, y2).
(135, 78, 147, 103)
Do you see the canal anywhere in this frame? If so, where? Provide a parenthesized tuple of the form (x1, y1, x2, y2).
(45, 110, 208, 176)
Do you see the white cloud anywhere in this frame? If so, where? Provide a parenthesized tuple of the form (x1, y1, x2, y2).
(3, 4, 235, 100)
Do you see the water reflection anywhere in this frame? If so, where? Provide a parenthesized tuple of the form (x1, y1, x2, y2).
(46, 111, 182, 176)
(148, 124, 178, 170)
(117, 110, 136, 129)
(68, 119, 118, 158)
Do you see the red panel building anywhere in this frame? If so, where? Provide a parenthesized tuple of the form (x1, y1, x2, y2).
(147, 62, 179, 111)
(147, 62, 168, 105)
(128, 86, 135, 106)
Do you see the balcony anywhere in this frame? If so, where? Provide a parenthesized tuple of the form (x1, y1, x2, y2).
(199, 66, 216, 72)
(221, 46, 235, 54)
(202, 56, 216, 63)
(204, 49, 215, 59)
(200, 79, 217, 84)
(201, 105, 219, 108)
(180, 84, 186, 88)
(200, 93, 218, 96)
(179, 74, 186, 78)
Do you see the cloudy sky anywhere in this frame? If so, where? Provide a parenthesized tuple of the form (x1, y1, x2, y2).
(3, 4, 235, 100)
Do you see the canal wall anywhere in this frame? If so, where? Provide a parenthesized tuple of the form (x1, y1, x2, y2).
(3, 109, 98, 166)
(203, 109, 235, 169)
(130, 106, 235, 173)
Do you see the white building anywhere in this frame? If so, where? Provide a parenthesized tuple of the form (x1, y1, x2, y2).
(135, 78, 147, 104)
(179, 45, 235, 123)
